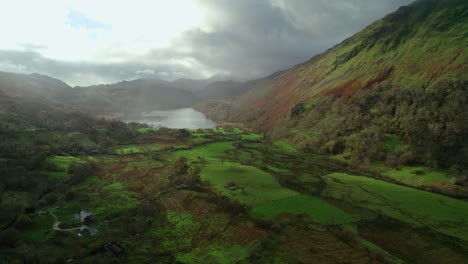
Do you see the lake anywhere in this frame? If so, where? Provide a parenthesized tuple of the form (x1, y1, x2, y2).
(124, 108, 217, 129)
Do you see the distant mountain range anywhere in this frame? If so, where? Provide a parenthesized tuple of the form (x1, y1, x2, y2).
(0, 72, 256, 115)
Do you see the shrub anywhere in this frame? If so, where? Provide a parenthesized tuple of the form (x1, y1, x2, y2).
(14, 214, 32, 229)
(171, 157, 189, 176)
(0, 228, 21, 248)
(68, 161, 96, 185)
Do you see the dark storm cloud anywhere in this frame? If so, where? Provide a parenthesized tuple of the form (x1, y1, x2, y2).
(164, 0, 416, 79)
(0, 0, 415, 85)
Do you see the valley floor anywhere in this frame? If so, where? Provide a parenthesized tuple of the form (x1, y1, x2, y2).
(1, 126, 468, 263)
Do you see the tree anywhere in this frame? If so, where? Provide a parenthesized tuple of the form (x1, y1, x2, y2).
(68, 161, 96, 185)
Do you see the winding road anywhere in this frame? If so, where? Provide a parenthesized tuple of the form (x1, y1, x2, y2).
(47, 211, 85, 232)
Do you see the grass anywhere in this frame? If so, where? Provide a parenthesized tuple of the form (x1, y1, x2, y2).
(200, 162, 356, 224)
(56, 178, 139, 220)
(115, 144, 143, 154)
(45, 155, 84, 172)
(373, 165, 454, 186)
(200, 162, 298, 205)
(240, 133, 262, 141)
(251, 194, 358, 224)
(137, 127, 158, 133)
(322, 173, 468, 242)
(46, 171, 69, 181)
(147, 211, 200, 250)
(191, 135, 208, 143)
(22, 214, 54, 242)
(94, 190, 139, 217)
(173, 141, 235, 161)
(147, 210, 253, 263)
(114, 143, 165, 154)
(272, 140, 297, 154)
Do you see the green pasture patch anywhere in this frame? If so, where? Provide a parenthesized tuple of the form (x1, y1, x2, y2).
(200, 162, 298, 205)
(212, 127, 227, 134)
(272, 140, 297, 154)
(251, 194, 358, 224)
(241, 133, 262, 141)
(137, 127, 158, 133)
(173, 141, 235, 161)
(115, 144, 142, 154)
(322, 173, 468, 241)
(233, 128, 244, 134)
(46, 171, 69, 181)
(45, 155, 83, 172)
(237, 148, 264, 163)
(65, 132, 96, 148)
(147, 211, 200, 250)
(191, 135, 208, 143)
(373, 165, 454, 186)
(59, 182, 139, 220)
(147, 209, 253, 263)
(22, 214, 54, 242)
(329, 154, 351, 164)
(265, 165, 291, 174)
(114, 143, 165, 155)
(51, 206, 82, 221)
(94, 190, 139, 217)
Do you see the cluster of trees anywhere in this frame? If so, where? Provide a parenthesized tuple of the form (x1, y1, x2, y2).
(292, 80, 467, 171)
(0, 105, 144, 231)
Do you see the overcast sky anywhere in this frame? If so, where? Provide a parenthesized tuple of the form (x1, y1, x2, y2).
(0, 0, 414, 86)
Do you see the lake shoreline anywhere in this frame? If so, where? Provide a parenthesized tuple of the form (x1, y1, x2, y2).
(122, 107, 217, 129)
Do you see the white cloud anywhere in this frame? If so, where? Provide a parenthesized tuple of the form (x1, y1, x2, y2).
(0, 0, 416, 85)
(0, 0, 204, 62)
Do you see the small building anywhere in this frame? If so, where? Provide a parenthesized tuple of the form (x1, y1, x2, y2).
(104, 243, 125, 256)
(224, 182, 242, 190)
(78, 226, 98, 237)
(78, 210, 96, 224)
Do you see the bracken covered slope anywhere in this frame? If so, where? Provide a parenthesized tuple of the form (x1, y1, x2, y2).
(196, 0, 467, 129)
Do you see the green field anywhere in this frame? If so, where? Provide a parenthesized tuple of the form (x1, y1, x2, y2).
(44, 155, 84, 172)
(374, 165, 454, 186)
(200, 162, 298, 205)
(3, 124, 467, 263)
(200, 162, 357, 224)
(322, 173, 468, 241)
(173, 141, 235, 161)
(251, 194, 358, 224)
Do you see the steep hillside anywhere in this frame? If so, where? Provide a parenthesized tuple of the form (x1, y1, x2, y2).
(196, 0, 468, 168)
(0, 72, 74, 104)
(198, 80, 251, 100)
(197, 70, 287, 100)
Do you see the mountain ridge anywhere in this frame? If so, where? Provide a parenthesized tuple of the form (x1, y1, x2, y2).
(196, 0, 467, 130)
(194, 0, 468, 168)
